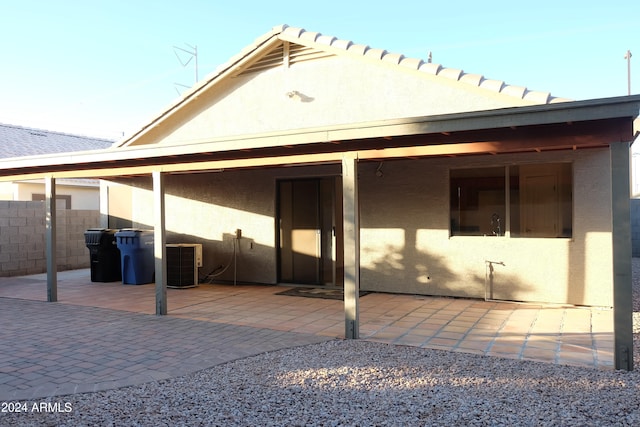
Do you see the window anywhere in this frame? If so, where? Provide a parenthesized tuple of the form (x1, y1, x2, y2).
(450, 163, 572, 238)
(450, 167, 505, 236)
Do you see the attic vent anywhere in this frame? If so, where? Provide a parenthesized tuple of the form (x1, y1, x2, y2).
(239, 44, 285, 75)
(238, 42, 334, 76)
(29, 132, 47, 137)
(289, 43, 333, 64)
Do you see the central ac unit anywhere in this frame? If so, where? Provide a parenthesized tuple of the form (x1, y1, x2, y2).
(166, 244, 203, 288)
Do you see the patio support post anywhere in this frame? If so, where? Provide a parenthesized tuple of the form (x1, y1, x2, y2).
(153, 171, 167, 315)
(99, 181, 109, 228)
(342, 153, 360, 339)
(611, 142, 634, 371)
(45, 176, 57, 302)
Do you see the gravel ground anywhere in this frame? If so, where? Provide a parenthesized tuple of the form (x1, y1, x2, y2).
(3, 262, 640, 426)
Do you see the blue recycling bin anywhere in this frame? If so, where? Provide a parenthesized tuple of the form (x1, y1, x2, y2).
(115, 229, 155, 285)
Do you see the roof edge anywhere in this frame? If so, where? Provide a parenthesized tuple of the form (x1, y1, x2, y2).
(3, 95, 638, 174)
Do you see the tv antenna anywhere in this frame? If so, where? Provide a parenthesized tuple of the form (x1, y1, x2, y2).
(173, 43, 198, 95)
(624, 50, 632, 96)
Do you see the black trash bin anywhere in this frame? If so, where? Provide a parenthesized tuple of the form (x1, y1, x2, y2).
(84, 228, 122, 282)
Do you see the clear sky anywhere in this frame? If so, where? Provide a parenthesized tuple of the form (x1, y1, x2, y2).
(0, 0, 637, 140)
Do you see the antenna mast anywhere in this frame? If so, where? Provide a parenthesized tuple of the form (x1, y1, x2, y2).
(625, 50, 632, 96)
(173, 43, 198, 94)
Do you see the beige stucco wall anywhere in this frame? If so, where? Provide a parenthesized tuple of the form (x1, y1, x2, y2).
(358, 147, 612, 307)
(105, 147, 613, 306)
(0, 182, 13, 200)
(0, 180, 101, 210)
(105, 164, 341, 284)
(141, 56, 532, 147)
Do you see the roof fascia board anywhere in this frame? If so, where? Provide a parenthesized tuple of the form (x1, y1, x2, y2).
(0, 151, 345, 181)
(0, 134, 613, 183)
(125, 95, 638, 153)
(101, 95, 640, 155)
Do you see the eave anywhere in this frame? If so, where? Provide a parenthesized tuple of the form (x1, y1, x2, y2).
(0, 95, 638, 182)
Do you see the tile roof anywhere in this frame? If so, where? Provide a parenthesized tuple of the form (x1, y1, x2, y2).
(272, 25, 569, 104)
(0, 123, 114, 159)
(193, 24, 570, 105)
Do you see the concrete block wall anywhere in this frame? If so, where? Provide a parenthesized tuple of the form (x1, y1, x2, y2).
(0, 201, 100, 277)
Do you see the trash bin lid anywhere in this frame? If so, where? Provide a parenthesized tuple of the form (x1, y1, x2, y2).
(115, 229, 154, 242)
(85, 228, 118, 245)
(86, 228, 118, 233)
(115, 229, 142, 237)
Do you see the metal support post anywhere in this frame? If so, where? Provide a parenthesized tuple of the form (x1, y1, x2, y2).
(153, 171, 167, 315)
(45, 176, 57, 302)
(611, 142, 634, 370)
(342, 153, 360, 339)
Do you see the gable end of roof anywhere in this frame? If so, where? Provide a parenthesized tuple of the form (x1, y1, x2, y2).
(116, 24, 572, 148)
(273, 24, 571, 104)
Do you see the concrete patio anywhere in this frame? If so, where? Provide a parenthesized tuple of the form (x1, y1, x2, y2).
(0, 269, 614, 380)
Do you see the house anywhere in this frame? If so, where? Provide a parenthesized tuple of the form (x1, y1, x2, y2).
(0, 25, 638, 369)
(0, 123, 113, 209)
(0, 123, 114, 276)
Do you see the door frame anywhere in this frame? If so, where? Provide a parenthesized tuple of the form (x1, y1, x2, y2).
(276, 176, 343, 286)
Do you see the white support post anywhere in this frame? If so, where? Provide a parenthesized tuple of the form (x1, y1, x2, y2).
(342, 153, 360, 339)
(45, 176, 57, 302)
(611, 142, 634, 370)
(99, 181, 109, 228)
(153, 171, 167, 315)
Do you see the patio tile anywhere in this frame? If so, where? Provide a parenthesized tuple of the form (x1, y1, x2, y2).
(456, 339, 491, 352)
(0, 268, 618, 401)
(441, 325, 471, 334)
(427, 337, 460, 347)
(435, 331, 465, 341)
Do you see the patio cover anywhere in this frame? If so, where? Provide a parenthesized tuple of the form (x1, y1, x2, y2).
(1, 95, 639, 369)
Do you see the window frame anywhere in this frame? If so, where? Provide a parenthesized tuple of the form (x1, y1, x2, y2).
(449, 162, 573, 239)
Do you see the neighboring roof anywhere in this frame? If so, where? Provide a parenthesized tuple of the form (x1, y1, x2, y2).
(116, 24, 572, 148)
(0, 123, 114, 159)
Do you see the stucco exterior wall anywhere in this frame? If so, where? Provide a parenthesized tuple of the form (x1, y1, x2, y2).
(105, 147, 613, 306)
(146, 56, 530, 147)
(358, 147, 613, 307)
(105, 165, 341, 284)
(0, 180, 101, 210)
